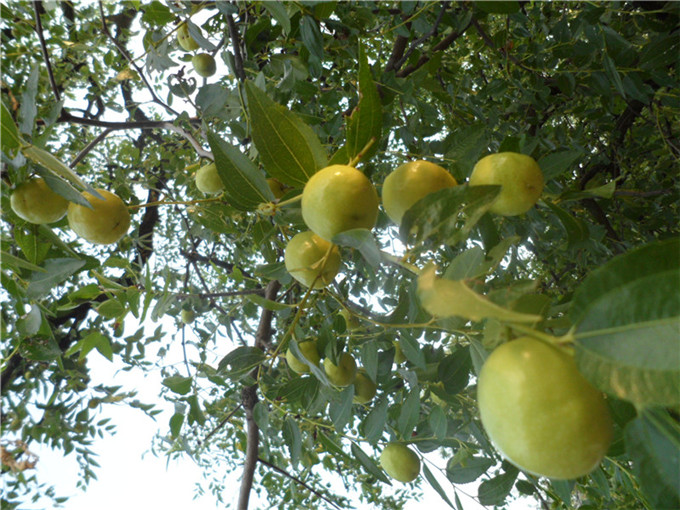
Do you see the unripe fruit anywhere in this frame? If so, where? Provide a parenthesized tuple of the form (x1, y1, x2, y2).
(353, 371, 377, 404)
(380, 443, 420, 482)
(285, 340, 321, 374)
(301, 165, 379, 241)
(192, 53, 216, 78)
(177, 23, 199, 51)
(323, 353, 357, 387)
(468, 152, 544, 216)
(10, 177, 69, 224)
(181, 309, 195, 325)
(195, 163, 224, 194)
(382, 160, 457, 225)
(67, 189, 131, 245)
(477, 336, 613, 479)
(284, 231, 341, 289)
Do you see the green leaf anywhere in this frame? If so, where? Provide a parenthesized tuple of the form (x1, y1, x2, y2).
(332, 228, 382, 268)
(162, 375, 193, 395)
(20, 336, 62, 362)
(423, 464, 455, 507)
(96, 299, 126, 319)
(262, 2, 290, 34)
(444, 246, 486, 280)
(64, 331, 113, 362)
(625, 408, 680, 509)
(169, 413, 184, 438)
(1, 100, 23, 153)
(397, 386, 420, 438)
(38, 168, 94, 207)
(245, 80, 327, 187)
(603, 54, 626, 99)
(475, 1, 520, 14)
(429, 405, 448, 440)
(400, 185, 501, 247)
(246, 294, 292, 311)
(26, 258, 86, 299)
(477, 469, 518, 506)
(283, 417, 302, 467)
(1, 251, 45, 273)
(17, 306, 42, 337)
(446, 456, 494, 484)
(572, 238, 680, 408)
(299, 15, 324, 61)
(360, 397, 388, 444)
(22, 144, 102, 200)
(417, 265, 542, 323)
(329, 386, 354, 433)
(399, 331, 426, 369)
(217, 346, 266, 380)
(207, 130, 274, 210)
(544, 200, 589, 247)
(15, 227, 50, 266)
(438, 348, 471, 395)
(351, 442, 391, 484)
(346, 43, 382, 162)
(538, 150, 582, 181)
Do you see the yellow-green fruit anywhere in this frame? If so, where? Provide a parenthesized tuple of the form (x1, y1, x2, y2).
(267, 178, 285, 199)
(379, 443, 421, 482)
(478, 336, 613, 480)
(468, 152, 544, 216)
(382, 160, 457, 225)
(286, 340, 321, 374)
(284, 231, 341, 288)
(195, 163, 224, 194)
(353, 371, 377, 404)
(339, 309, 360, 330)
(323, 353, 357, 387)
(192, 53, 216, 77)
(10, 177, 69, 224)
(67, 189, 131, 245)
(177, 23, 199, 51)
(301, 165, 379, 241)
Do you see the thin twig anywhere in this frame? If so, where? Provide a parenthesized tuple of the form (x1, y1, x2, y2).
(97, 1, 179, 117)
(226, 13, 246, 81)
(257, 457, 342, 510)
(32, 1, 61, 102)
(199, 403, 243, 446)
(173, 289, 265, 299)
(393, 3, 447, 72)
(69, 128, 114, 168)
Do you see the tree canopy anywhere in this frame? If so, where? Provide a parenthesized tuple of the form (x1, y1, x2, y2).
(1, 1, 679, 509)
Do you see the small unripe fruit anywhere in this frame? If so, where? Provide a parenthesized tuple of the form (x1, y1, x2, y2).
(284, 231, 341, 289)
(285, 340, 321, 374)
(380, 443, 420, 482)
(192, 53, 216, 78)
(67, 189, 131, 245)
(353, 371, 377, 404)
(195, 163, 224, 194)
(323, 353, 357, 386)
(177, 23, 200, 51)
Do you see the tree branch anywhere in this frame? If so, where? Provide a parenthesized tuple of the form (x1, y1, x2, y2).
(238, 280, 280, 510)
(32, 0, 61, 102)
(257, 457, 342, 510)
(392, 4, 447, 72)
(226, 13, 246, 81)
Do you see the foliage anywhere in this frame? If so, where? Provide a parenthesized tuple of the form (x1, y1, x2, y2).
(1, 2, 679, 509)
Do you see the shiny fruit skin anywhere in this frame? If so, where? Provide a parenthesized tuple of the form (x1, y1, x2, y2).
(323, 353, 357, 386)
(177, 23, 199, 51)
(468, 152, 544, 216)
(379, 443, 420, 482)
(286, 340, 321, 374)
(382, 160, 457, 225)
(192, 53, 216, 77)
(477, 336, 613, 479)
(301, 165, 379, 241)
(353, 371, 377, 404)
(195, 163, 224, 194)
(284, 231, 341, 289)
(10, 177, 68, 224)
(67, 189, 131, 245)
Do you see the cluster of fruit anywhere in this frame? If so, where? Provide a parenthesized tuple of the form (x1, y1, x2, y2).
(177, 22, 217, 78)
(10, 177, 130, 245)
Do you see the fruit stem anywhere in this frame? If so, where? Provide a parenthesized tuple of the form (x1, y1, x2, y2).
(128, 197, 221, 209)
(507, 323, 575, 347)
(275, 194, 303, 208)
(347, 137, 376, 167)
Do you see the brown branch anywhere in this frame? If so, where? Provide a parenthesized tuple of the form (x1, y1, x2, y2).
(173, 289, 265, 299)
(257, 457, 342, 510)
(199, 403, 243, 446)
(238, 280, 281, 510)
(32, 1, 61, 102)
(97, 1, 178, 117)
(392, 4, 448, 72)
(226, 13, 246, 81)
(396, 18, 472, 78)
(385, 35, 408, 72)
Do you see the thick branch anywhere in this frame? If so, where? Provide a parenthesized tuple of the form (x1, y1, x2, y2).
(33, 1, 60, 102)
(238, 280, 280, 510)
(226, 14, 246, 81)
(385, 35, 408, 72)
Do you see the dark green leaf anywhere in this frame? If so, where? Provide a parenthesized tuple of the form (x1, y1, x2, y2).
(16, 306, 42, 337)
(245, 80, 326, 187)
(625, 409, 680, 509)
(346, 43, 382, 162)
(96, 299, 126, 319)
(573, 238, 680, 407)
(26, 258, 86, 299)
(299, 15, 324, 61)
(208, 130, 274, 210)
(603, 54, 626, 99)
(544, 200, 589, 247)
(361, 397, 388, 444)
(1, 100, 23, 153)
(446, 456, 494, 484)
(19, 336, 62, 362)
(538, 150, 582, 181)
(438, 348, 471, 395)
(351, 442, 391, 484)
(329, 386, 354, 433)
(217, 346, 266, 380)
(475, 1, 520, 14)
(169, 413, 184, 438)
(429, 405, 448, 440)
(397, 386, 420, 438)
(263, 2, 290, 34)
(1, 251, 45, 273)
(399, 332, 426, 370)
(283, 417, 302, 467)
(477, 470, 518, 506)
(422, 464, 455, 507)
